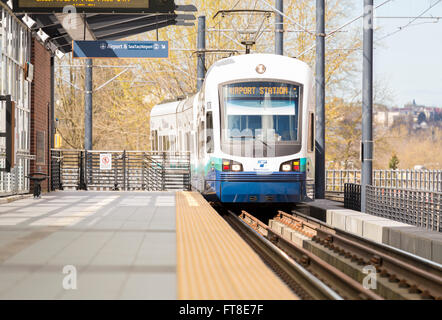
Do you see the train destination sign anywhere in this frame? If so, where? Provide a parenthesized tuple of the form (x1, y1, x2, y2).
(225, 82, 299, 99)
(73, 40, 169, 58)
(12, 0, 176, 13)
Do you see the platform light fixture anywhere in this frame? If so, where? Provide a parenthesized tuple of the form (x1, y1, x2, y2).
(55, 49, 65, 60)
(22, 14, 36, 29)
(6, 0, 13, 9)
(37, 29, 50, 42)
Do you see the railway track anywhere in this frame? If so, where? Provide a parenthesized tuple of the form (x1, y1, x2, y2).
(221, 208, 383, 300)
(278, 209, 442, 300)
(216, 204, 442, 300)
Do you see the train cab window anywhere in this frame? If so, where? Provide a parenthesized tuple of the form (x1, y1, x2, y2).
(206, 112, 214, 153)
(308, 112, 315, 152)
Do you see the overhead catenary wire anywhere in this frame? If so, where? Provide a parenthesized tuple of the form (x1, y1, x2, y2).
(376, 0, 442, 42)
(295, 0, 395, 58)
(311, 0, 442, 56)
(256, 0, 314, 35)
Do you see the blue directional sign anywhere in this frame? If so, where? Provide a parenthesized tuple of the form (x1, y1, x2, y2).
(73, 41, 169, 59)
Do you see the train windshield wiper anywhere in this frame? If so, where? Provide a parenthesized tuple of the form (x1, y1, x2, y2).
(230, 135, 271, 148)
(230, 135, 254, 139)
(254, 137, 269, 147)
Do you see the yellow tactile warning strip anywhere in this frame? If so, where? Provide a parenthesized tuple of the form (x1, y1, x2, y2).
(176, 191, 298, 300)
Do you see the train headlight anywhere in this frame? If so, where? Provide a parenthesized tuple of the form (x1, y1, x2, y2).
(280, 159, 303, 172)
(223, 159, 243, 172)
(232, 164, 242, 172)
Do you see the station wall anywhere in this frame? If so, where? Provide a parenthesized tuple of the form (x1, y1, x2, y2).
(0, 6, 32, 196)
(30, 38, 52, 192)
(0, 4, 53, 196)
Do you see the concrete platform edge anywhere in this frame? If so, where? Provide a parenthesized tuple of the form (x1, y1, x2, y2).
(302, 200, 442, 265)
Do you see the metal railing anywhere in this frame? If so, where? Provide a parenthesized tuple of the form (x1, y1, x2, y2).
(0, 151, 33, 197)
(51, 149, 191, 192)
(366, 186, 441, 232)
(373, 170, 442, 192)
(326, 169, 442, 193)
(326, 170, 360, 193)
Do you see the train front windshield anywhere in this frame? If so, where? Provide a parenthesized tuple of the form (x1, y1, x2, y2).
(220, 81, 302, 157)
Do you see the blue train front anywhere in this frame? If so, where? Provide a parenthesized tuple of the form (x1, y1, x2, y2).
(203, 157, 312, 203)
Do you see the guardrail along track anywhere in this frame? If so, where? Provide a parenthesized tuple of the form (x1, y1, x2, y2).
(272, 210, 442, 300)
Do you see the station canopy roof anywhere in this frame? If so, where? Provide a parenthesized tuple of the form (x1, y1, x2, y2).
(1, 0, 197, 53)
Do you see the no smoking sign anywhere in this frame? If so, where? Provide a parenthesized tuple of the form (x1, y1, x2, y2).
(100, 153, 112, 170)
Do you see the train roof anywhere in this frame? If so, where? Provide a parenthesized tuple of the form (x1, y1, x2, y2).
(150, 101, 182, 117)
(150, 94, 197, 117)
(208, 53, 310, 73)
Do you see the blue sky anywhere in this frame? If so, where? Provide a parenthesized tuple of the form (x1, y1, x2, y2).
(355, 0, 442, 107)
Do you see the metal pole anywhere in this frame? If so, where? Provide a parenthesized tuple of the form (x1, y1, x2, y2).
(197, 16, 206, 91)
(50, 56, 55, 149)
(84, 59, 93, 150)
(275, 0, 284, 55)
(361, 0, 373, 212)
(49, 56, 55, 193)
(315, 0, 326, 199)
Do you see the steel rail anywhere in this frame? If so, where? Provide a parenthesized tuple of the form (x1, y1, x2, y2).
(237, 211, 382, 300)
(224, 210, 343, 300)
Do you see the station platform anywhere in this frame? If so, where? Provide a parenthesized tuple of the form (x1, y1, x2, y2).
(0, 191, 295, 300)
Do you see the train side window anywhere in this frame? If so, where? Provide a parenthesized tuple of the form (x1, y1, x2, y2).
(186, 132, 191, 152)
(190, 132, 195, 154)
(198, 121, 205, 158)
(206, 112, 214, 153)
(163, 136, 170, 151)
(308, 112, 315, 152)
(151, 130, 157, 151)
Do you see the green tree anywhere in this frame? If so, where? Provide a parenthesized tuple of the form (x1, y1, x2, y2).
(389, 154, 400, 170)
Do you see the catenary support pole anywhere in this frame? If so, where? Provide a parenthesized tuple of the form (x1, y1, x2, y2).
(197, 16, 206, 91)
(361, 0, 374, 212)
(275, 0, 284, 55)
(315, 0, 326, 199)
(84, 58, 93, 150)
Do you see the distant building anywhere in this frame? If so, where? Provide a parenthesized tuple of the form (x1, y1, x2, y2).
(374, 100, 442, 127)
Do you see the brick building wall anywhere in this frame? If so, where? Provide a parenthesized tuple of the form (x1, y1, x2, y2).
(30, 38, 52, 191)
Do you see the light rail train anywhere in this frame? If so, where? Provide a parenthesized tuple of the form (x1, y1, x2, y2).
(150, 53, 315, 203)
